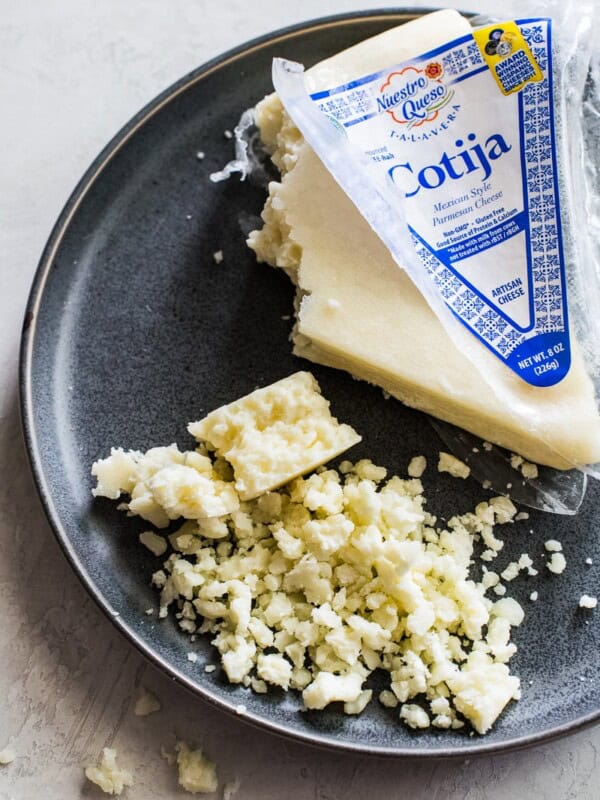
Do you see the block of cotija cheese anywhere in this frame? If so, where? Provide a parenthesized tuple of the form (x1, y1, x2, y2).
(247, 10, 600, 470)
(188, 372, 361, 499)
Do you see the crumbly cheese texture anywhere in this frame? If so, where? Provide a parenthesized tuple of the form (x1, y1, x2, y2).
(175, 741, 218, 794)
(93, 377, 534, 735)
(151, 461, 522, 734)
(92, 445, 239, 525)
(188, 372, 361, 500)
(0, 747, 15, 765)
(438, 452, 470, 480)
(133, 688, 161, 716)
(98, 454, 523, 734)
(84, 748, 133, 796)
(246, 10, 600, 471)
(546, 552, 567, 575)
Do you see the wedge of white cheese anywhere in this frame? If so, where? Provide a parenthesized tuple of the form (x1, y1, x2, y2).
(248, 10, 600, 470)
(188, 371, 361, 499)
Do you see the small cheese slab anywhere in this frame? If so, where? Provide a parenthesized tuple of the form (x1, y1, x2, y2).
(188, 372, 361, 500)
(248, 11, 600, 470)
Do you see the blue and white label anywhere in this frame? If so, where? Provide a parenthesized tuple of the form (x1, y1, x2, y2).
(309, 19, 570, 387)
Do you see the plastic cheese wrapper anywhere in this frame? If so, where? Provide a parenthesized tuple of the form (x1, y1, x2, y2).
(271, 7, 600, 483)
(214, 4, 600, 511)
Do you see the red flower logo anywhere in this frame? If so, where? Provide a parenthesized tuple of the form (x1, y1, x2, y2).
(425, 62, 443, 80)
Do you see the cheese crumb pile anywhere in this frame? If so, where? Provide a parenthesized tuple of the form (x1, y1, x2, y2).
(95, 450, 524, 735)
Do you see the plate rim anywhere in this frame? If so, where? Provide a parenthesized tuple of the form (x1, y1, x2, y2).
(19, 7, 600, 758)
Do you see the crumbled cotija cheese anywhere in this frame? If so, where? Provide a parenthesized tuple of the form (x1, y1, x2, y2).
(547, 553, 567, 575)
(437, 452, 470, 479)
(139, 531, 168, 557)
(579, 595, 597, 609)
(544, 539, 563, 552)
(174, 741, 218, 794)
(92, 375, 526, 736)
(0, 747, 16, 765)
(133, 688, 161, 717)
(520, 462, 538, 480)
(84, 748, 133, 796)
(94, 462, 521, 735)
(407, 455, 427, 478)
(188, 372, 361, 500)
(92, 444, 239, 525)
(510, 454, 539, 480)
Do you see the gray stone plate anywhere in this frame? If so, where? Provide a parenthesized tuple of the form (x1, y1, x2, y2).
(20, 9, 600, 757)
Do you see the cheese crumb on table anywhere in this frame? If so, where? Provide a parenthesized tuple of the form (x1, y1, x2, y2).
(175, 741, 218, 794)
(579, 595, 597, 609)
(133, 688, 161, 717)
(213, 250, 224, 264)
(437, 452, 470, 479)
(529, 591, 538, 601)
(0, 747, 16, 765)
(84, 748, 133, 796)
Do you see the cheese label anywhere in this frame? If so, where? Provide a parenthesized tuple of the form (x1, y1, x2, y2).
(307, 19, 570, 387)
(472, 22, 543, 95)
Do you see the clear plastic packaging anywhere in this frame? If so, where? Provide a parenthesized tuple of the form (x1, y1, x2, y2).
(215, 4, 600, 511)
(265, 3, 600, 508)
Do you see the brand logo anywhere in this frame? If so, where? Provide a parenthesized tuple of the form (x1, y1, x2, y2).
(378, 62, 453, 128)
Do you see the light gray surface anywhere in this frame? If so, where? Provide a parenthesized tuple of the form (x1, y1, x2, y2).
(1, 1, 598, 798)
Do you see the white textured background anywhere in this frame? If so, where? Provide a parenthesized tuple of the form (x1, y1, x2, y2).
(1, 1, 599, 798)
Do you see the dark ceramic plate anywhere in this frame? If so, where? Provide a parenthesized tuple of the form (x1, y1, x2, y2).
(20, 10, 600, 757)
